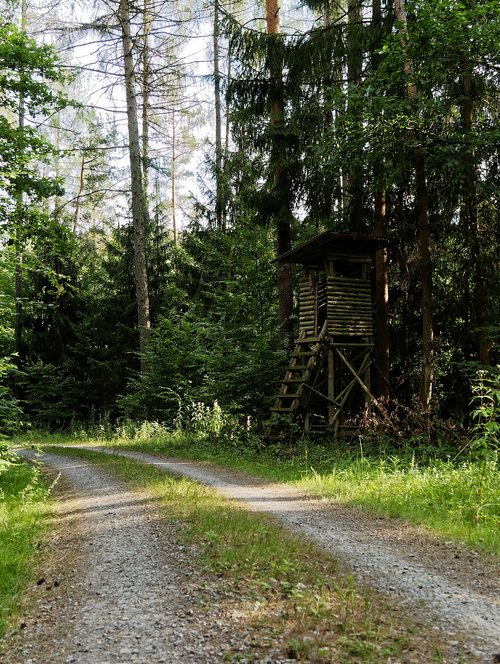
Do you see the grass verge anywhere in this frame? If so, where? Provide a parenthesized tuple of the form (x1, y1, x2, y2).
(47, 444, 447, 663)
(0, 447, 52, 637)
(24, 428, 499, 556)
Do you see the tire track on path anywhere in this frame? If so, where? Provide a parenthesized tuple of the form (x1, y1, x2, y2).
(70, 445, 500, 663)
(6, 450, 242, 664)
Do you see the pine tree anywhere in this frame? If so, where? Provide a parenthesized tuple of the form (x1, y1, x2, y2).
(118, 0, 151, 369)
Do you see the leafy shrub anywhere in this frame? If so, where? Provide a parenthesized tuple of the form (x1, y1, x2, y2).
(0, 357, 21, 438)
(469, 367, 499, 456)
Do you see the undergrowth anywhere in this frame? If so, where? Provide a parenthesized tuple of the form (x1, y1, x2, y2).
(0, 444, 51, 637)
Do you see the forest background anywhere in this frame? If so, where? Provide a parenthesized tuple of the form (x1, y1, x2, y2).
(0, 0, 498, 450)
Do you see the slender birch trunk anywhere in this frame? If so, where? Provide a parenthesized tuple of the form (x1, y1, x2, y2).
(14, 0, 27, 365)
(171, 110, 177, 245)
(223, 41, 231, 230)
(214, 0, 224, 229)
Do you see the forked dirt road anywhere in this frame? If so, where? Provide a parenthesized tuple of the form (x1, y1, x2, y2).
(4, 446, 500, 663)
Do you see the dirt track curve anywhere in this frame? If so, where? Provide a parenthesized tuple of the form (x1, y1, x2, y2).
(5, 446, 500, 664)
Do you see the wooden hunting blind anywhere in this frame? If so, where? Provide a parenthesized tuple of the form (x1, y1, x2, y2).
(269, 231, 388, 436)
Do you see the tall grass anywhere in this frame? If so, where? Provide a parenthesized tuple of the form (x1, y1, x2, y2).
(0, 448, 51, 636)
(296, 454, 499, 553)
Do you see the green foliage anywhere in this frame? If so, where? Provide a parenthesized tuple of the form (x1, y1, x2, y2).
(118, 314, 284, 423)
(117, 315, 205, 421)
(0, 21, 66, 113)
(0, 20, 69, 212)
(1, 0, 498, 439)
(118, 223, 285, 422)
(469, 367, 499, 456)
(0, 358, 21, 438)
(0, 245, 15, 356)
(15, 225, 139, 426)
(19, 362, 81, 429)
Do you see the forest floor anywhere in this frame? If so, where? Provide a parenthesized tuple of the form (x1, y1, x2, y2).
(2, 446, 499, 664)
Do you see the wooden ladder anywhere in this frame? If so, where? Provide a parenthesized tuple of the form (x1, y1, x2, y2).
(266, 322, 328, 432)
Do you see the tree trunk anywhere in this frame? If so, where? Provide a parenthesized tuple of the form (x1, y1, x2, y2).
(141, 0, 152, 204)
(461, 72, 491, 365)
(266, 0, 294, 339)
(14, 131, 24, 364)
(214, 0, 224, 229)
(374, 192, 390, 398)
(14, 0, 27, 366)
(73, 154, 86, 235)
(323, 1, 343, 223)
(347, 0, 364, 230)
(119, 0, 151, 370)
(14, 242, 23, 363)
(394, 0, 434, 416)
(372, 0, 389, 398)
(223, 40, 231, 230)
(266, 0, 279, 34)
(171, 110, 177, 244)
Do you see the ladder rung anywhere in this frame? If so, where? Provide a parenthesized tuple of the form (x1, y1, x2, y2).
(283, 378, 303, 383)
(296, 337, 321, 343)
(277, 393, 299, 399)
(286, 365, 308, 370)
(270, 407, 294, 412)
(290, 351, 314, 357)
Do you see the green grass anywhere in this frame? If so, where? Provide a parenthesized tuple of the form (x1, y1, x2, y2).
(295, 456, 499, 554)
(0, 450, 52, 637)
(46, 445, 444, 663)
(19, 428, 500, 555)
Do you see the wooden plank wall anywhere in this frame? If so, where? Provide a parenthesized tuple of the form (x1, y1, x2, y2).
(326, 255, 373, 337)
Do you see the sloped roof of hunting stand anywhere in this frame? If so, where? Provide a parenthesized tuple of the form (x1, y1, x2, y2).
(275, 231, 388, 268)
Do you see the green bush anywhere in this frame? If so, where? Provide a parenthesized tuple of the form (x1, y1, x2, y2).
(19, 362, 82, 429)
(118, 314, 285, 424)
(0, 358, 21, 438)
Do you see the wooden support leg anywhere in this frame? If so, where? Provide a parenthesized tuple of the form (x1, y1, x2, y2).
(328, 347, 335, 427)
(364, 357, 371, 414)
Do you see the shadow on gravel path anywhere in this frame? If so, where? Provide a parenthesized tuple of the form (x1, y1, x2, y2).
(6, 446, 500, 664)
(76, 446, 500, 663)
(4, 450, 247, 664)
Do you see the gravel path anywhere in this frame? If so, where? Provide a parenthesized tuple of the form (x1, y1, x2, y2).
(6, 446, 500, 664)
(6, 450, 244, 664)
(76, 446, 500, 662)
